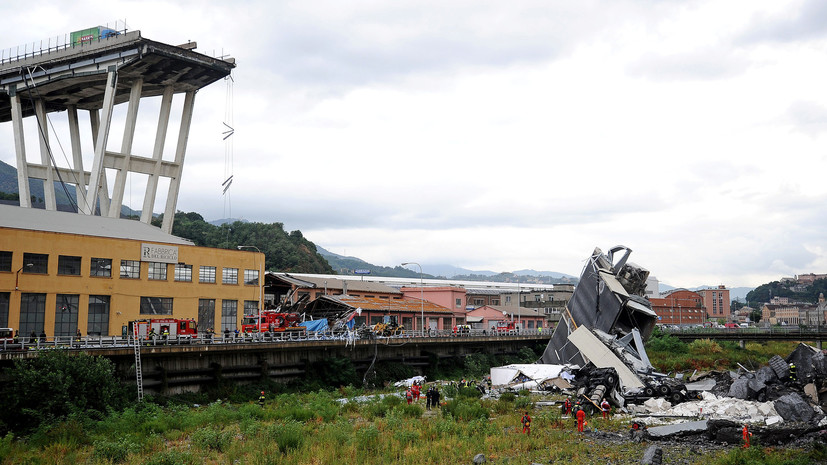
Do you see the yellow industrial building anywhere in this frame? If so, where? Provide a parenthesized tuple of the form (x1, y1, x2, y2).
(0, 204, 263, 338)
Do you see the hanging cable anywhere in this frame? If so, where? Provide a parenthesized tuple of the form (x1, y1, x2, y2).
(222, 72, 235, 243)
(23, 66, 92, 213)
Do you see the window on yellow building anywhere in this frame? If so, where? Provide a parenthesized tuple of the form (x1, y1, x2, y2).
(140, 297, 173, 315)
(24, 253, 48, 274)
(55, 294, 79, 337)
(88, 295, 110, 336)
(148, 262, 167, 281)
(120, 260, 140, 279)
(90, 257, 111, 277)
(58, 256, 81, 276)
(175, 264, 193, 282)
(0, 251, 11, 272)
(199, 266, 216, 283)
(222, 268, 238, 285)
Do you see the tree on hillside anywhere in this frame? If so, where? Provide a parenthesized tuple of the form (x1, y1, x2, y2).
(154, 212, 334, 274)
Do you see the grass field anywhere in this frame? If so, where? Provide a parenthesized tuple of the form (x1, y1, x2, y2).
(1, 386, 823, 464)
(0, 338, 822, 464)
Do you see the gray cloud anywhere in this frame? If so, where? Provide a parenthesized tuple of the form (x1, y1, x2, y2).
(739, 0, 827, 44)
(626, 48, 749, 81)
(786, 101, 827, 137)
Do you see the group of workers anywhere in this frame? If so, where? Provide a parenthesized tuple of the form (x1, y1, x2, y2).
(404, 381, 442, 410)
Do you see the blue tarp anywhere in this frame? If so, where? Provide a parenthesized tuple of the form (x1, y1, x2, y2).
(303, 319, 328, 332)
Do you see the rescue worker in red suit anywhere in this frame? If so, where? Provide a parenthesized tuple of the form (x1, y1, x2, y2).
(412, 382, 421, 401)
(405, 388, 413, 405)
(742, 424, 751, 448)
(564, 397, 572, 415)
(601, 398, 611, 419)
(576, 407, 586, 432)
(521, 411, 531, 435)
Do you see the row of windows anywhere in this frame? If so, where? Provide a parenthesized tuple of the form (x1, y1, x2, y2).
(0, 293, 259, 335)
(0, 292, 110, 336)
(1, 251, 258, 285)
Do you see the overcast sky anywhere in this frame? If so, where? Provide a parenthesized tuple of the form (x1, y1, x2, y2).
(2, 0, 827, 288)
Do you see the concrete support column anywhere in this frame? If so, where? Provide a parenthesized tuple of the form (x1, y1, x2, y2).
(141, 86, 174, 224)
(35, 99, 57, 210)
(10, 88, 31, 208)
(162, 90, 196, 234)
(86, 68, 118, 216)
(67, 105, 90, 214)
(109, 78, 143, 218)
(817, 340, 822, 350)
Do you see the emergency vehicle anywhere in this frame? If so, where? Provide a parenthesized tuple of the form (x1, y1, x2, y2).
(241, 311, 305, 333)
(130, 318, 198, 340)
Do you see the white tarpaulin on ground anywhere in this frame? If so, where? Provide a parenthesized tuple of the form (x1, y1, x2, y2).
(490, 364, 578, 387)
(393, 375, 426, 387)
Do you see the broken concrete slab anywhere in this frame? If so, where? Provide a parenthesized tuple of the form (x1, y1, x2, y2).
(768, 355, 789, 380)
(647, 420, 708, 438)
(804, 383, 819, 403)
(641, 445, 663, 465)
(685, 378, 716, 392)
(755, 366, 777, 385)
(728, 378, 750, 400)
(774, 393, 815, 423)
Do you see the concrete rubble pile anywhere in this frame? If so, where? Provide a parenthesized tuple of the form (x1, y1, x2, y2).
(488, 245, 827, 445)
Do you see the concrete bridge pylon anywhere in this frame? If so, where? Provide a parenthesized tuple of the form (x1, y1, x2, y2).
(0, 30, 235, 232)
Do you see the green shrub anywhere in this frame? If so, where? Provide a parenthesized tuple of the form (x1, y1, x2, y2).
(353, 425, 380, 452)
(92, 436, 140, 463)
(265, 421, 304, 453)
(647, 333, 688, 354)
(457, 386, 482, 399)
(394, 403, 423, 419)
(381, 393, 404, 408)
(393, 429, 420, 446)
(364, 401, 390, 420)
(514, 396, 533, 410)
(0, 350, 129, 434)
(499, 392, 516, 402)
(688, 339, 723, 355)
(28, 418, 89, 448)
(190, 426, 232, 452)
(142, 449, 195, 465)
(442, 399, 489, 421)
(0, 433, 14, 459)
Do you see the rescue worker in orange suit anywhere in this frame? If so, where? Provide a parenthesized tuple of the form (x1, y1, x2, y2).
(576, 406, 586, 432)
(521, 411, 531, 435)
(601, 398, 611, 419)
(563, 397, 572, 416)
(742, 424, 752, 448)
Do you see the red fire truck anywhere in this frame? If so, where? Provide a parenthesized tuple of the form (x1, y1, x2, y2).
(241, 311, 305, 333)
(494, 320, 519, 334)
(131, 318, 198, 340)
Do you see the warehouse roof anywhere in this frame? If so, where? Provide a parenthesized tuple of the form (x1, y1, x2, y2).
(0, 204, 192, 245)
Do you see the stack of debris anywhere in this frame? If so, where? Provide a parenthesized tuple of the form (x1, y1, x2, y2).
(492, 245, 827, 444)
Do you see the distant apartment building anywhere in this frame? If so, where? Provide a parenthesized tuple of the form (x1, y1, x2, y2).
(644, 276, 660, 299)
(796, 273, 827, 285)
(649, 289, 705, 325)
(697, 285, 731, 320)
(760, 293, 827, 326)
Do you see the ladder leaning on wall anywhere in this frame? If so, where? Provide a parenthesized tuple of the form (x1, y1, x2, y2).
(132, 323, 144, 402)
